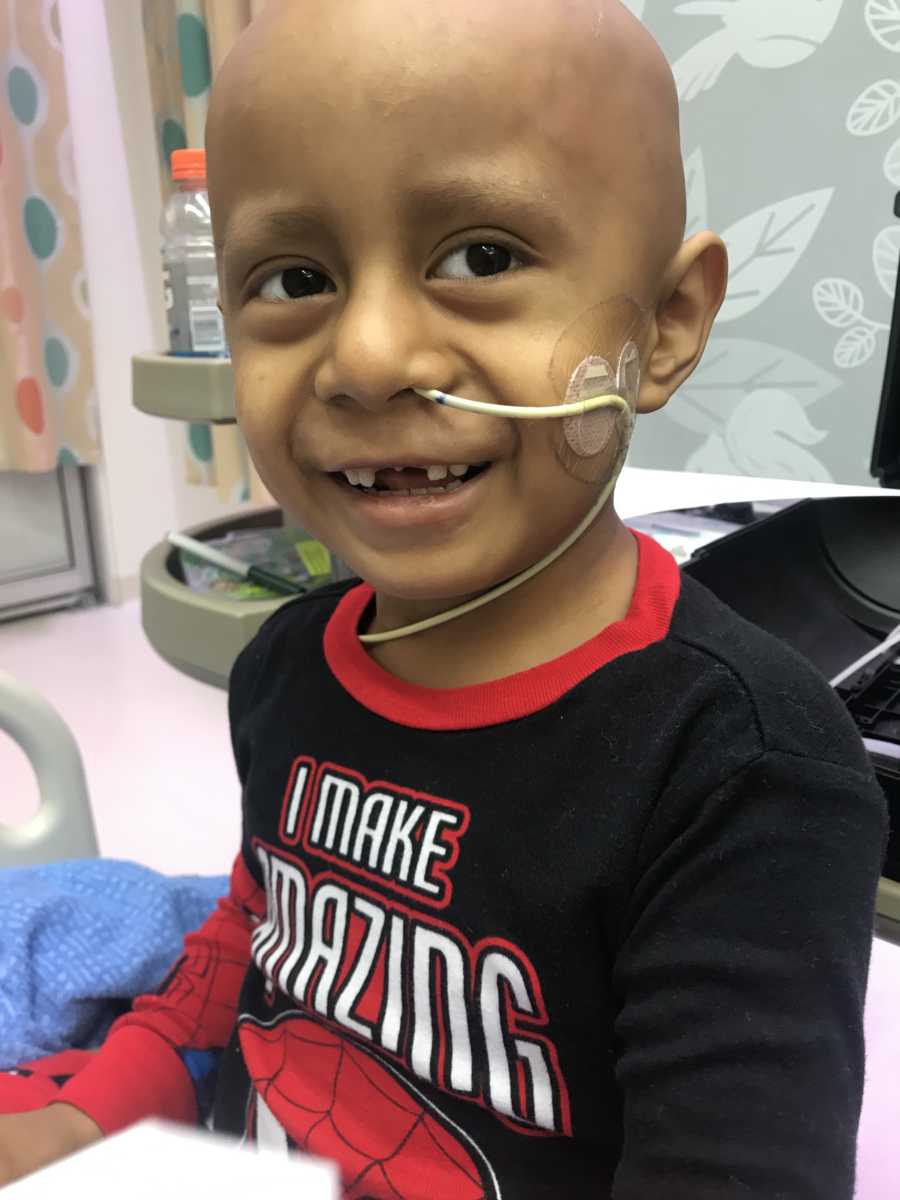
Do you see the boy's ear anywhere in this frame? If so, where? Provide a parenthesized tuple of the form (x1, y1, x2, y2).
(637, 232, 729, 414)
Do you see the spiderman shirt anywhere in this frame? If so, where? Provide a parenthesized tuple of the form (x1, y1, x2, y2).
(59, 532, 887, 1199)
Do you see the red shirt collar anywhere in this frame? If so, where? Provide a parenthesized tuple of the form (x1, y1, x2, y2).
(323, 531, 680, 731)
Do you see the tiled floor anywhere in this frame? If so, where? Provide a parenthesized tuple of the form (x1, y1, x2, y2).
(0, 601, 240, 876)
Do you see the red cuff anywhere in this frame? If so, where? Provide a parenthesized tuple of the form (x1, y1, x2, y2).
(57, 1026, 197, 1135)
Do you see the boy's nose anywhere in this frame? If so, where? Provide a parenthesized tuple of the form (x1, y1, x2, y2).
(314, 283, 449, 413)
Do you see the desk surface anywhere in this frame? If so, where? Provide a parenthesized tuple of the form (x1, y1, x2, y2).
(616, 467, 893, 520)
(7, 1119, 338, 1198)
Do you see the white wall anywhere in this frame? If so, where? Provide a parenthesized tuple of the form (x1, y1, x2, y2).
(58, 0, 253, 604)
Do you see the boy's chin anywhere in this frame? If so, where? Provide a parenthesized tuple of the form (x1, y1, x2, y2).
(346, 551, 513, 609)
(339, 522, 579, 607)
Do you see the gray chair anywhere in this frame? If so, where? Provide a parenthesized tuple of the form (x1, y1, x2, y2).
(0, 670, 99, 867)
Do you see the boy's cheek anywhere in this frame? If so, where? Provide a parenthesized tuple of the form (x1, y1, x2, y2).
(231, 384, 314, 513)
(240, 445, 334, 551)
(232, 356, 299, 455)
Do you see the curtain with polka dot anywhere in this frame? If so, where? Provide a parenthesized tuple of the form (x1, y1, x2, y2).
(0, 0, 99, 472)
(143, 0, 273, 506)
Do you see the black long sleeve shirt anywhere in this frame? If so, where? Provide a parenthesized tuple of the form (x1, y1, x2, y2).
(61, 531, 888, 1199)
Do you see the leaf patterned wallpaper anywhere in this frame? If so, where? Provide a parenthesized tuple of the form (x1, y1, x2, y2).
(622, 0, 899, 485)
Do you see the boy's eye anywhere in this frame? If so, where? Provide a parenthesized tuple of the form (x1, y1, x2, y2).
(257, 266, 335, 302)
(432, 242, 523, 281)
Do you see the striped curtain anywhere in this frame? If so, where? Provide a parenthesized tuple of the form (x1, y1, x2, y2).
(142, 0, 271, 504)
(0, 0, 99, 473)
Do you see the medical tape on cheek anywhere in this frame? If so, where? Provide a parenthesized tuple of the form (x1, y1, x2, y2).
(562, 341, 641, 461)
(562, 356, 616, 458)
(550, 298, 646, 461)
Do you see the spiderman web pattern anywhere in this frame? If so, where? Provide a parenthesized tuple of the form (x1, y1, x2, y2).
(242, 1014, 499, 1200)
(117, 863, 262, 1121)
(125, 862, 261, 1050)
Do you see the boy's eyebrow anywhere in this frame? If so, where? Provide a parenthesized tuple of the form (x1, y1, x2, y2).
(404, 177, 568, 237)
(217, 208, 326, 255)
(218, 179, 568, 255)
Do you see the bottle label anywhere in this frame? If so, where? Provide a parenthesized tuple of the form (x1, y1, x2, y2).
(162, 266, 174, 313)
(188, 304, 226, 353)
(164, 260, 192, 353)
(163, 259, 226, 354)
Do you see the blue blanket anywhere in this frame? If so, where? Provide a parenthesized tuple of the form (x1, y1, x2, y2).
(0, 859, 226, 1066)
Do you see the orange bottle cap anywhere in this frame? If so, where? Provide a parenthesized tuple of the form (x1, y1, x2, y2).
(171, 148, 207, 182)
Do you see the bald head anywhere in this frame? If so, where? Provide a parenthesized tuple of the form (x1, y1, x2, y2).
(207, 0, 686, 299)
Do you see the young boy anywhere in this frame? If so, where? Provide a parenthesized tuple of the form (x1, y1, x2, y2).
(0, 1, 888, 1196)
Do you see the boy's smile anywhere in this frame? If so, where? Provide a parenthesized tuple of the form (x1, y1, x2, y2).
(328, 460, 493, 528)
(207, 0, 725, 675)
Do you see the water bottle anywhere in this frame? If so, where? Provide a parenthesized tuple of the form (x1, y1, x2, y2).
(160, 149, 227, 356)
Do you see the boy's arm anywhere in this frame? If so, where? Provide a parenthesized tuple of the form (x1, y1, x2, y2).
(54, 849, 263, 1135)
(611, 751, 888, 1200)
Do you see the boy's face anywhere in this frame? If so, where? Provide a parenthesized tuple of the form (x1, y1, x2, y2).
(209, 0, 684, 602)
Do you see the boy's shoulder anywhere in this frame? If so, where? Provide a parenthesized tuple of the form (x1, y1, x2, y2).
(653, 573, 873, 777)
